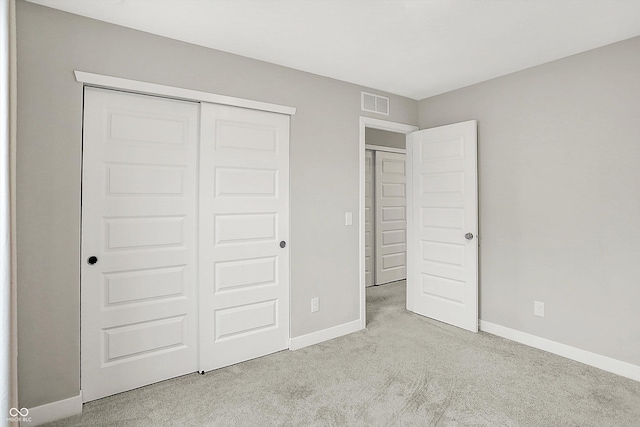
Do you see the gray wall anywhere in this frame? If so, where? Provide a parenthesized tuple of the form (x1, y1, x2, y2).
(419, 36, 640, 367)
(365, 128, 406, 149)
(16, 1, 418, 408)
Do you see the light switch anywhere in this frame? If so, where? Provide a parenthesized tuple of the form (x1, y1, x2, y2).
(345, 212, 353, 226)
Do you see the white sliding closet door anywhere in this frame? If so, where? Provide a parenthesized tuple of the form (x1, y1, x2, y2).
(82, 87, 292, 401)
(375, 152, 407, 284)
(199, 103, 290, 372)
(81, 88, 199, 402)
(365, 150, 375, 287)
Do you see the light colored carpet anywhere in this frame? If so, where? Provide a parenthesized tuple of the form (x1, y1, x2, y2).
(46, 280, 640, 426)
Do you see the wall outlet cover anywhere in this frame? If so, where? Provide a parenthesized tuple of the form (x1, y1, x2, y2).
(534, 301, 545, 317)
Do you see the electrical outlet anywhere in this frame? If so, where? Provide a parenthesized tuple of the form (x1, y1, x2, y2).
(311, 297, 319, 313)
(534, 301, 545, 317)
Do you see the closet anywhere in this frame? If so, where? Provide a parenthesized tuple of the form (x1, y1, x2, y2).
(365, 144, 407, 286)
(80, 87, 290, 401)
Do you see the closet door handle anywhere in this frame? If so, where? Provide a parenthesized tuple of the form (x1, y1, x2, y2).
(87, 256, 98, 265)
(280, 241, 287, 248)
(465, 233, 474, 240)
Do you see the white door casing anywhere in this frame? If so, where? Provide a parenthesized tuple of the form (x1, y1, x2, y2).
(375, 151, 407, 284)
(365, 150, 375, 287)
(198, 103, 290, 372)
(406, 120, 478, 332)
(81, 88, 199, 401)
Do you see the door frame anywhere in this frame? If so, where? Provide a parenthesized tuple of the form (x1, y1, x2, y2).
(359, 117, 418, 328)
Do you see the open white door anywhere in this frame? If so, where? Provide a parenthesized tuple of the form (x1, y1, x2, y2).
(406, 120, 478, 332)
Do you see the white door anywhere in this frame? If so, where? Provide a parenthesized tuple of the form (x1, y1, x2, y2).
(365, 150, 375, 286)
(406, 120, 478, 332)
(375, 152, 407, 284)
(81, 88, 199, 401)
(199, 103, 290, 372)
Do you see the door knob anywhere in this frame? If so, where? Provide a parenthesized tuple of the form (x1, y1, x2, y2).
(280, 241, 286, 248)
(87, 256, 98, 265)
(465, 233, 474, 240)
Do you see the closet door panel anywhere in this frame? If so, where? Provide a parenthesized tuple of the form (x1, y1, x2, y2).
(375, 152, 407, 284)
(199, 103, 290, 372)
(81, 88, 199, 402)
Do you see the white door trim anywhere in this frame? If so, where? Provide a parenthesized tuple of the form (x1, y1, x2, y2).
(74, 71, 297, 116)
(359, 117, 418, 328)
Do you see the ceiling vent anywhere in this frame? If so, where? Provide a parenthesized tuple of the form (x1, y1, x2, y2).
(361, 92, 389, 115)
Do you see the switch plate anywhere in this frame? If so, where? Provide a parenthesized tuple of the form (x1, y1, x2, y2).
(311, 297, 319, 313)
(345, 212, 353, 226)
(534, 301, 544, 317)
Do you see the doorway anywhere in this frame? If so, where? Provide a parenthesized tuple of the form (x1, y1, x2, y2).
(365, 137, 407, 286)
(359, 117, 418, 327)
(359, 118, 479, 332)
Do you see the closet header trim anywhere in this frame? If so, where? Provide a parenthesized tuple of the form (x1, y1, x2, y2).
(74, 71, 297, 116)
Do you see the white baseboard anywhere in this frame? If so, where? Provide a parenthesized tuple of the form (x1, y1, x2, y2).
(28, 391, 82, 426)
(290, 319, 362, 351)
(480, 320, 640, 382)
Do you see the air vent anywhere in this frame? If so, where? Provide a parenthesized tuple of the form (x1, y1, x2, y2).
(361, 92, 389, 115)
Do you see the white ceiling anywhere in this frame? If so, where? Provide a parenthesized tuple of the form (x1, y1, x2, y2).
(26, 0, 640, 100)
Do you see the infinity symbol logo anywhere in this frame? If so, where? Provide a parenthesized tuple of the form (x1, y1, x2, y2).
(9, 407, 29, 417)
